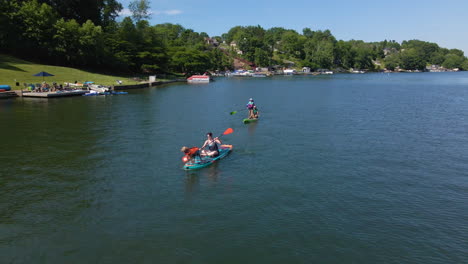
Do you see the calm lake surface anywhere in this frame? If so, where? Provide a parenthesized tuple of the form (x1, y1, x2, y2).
(1, 73, 468, 263)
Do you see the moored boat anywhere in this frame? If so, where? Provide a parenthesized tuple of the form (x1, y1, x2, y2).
(89, 84, 110, 93)
(187, 75, 210, 83)
(252, 73, 267, 77)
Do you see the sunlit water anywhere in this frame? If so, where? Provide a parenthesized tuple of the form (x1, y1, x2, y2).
(1, 72, 468, 263)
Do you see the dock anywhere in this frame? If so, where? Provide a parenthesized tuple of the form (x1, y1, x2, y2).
(21, 90, 87, 98)
(0, 91, 18, 99)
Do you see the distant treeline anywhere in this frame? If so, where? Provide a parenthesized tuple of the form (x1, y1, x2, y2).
(1, 0, 467, 74)
(222, 26, 468, 71)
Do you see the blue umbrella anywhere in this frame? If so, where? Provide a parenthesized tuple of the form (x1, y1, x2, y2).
(33, 71, 54, 81)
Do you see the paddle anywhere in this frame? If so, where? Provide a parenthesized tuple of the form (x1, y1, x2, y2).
(230, 110, 242, 115)
(220, 127, 234, 137)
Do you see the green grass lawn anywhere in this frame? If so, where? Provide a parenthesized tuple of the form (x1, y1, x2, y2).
(0, 54, 150, 90)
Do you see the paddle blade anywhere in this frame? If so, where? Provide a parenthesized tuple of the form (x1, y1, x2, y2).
(222, 128, 234, 135)
(230, 111, 237, 115)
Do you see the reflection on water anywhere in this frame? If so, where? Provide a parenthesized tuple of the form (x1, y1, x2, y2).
(184, 162, 221, 194)
(247, 120, 258, 135)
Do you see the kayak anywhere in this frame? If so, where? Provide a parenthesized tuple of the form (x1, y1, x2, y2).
(111, 91, 128, 95)
(243, 118, 258, 124)
(183, 144, 233, 170)
(83, 91, 128, 96)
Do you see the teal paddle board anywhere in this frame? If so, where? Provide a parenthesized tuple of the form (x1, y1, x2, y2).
(183, 145, 233, 170)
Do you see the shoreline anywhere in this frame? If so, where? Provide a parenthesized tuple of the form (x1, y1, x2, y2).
(1, 79, 187, 99)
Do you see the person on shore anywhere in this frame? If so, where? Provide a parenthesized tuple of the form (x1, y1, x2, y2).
(252, 105, 259, 119)
(246, 98, 255, 119)
(40, 82, 49, 92)
(181, 146, 201, 163)
(201, 132, 222, 157)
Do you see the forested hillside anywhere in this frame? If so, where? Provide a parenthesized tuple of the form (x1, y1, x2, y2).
(1, 0, 467, 74)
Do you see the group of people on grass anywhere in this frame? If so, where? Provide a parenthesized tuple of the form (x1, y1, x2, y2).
(181, 97, 260, 163)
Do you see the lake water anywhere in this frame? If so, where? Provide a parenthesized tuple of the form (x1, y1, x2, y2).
(1, 73, 468, 263)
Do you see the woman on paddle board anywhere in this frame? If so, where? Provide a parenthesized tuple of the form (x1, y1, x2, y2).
(246, 98, 256, 119)
(201, 132, 222, 157)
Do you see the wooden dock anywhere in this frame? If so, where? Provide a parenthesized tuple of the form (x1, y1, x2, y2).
(21, 90, 87, 98)
(0, 91, 18, 99)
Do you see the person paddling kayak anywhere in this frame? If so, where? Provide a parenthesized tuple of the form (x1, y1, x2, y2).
(201, 132, 222, 157)
(246, 98, 256, 119)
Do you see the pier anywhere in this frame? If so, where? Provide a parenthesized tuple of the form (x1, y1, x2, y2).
(21, 90, 87, 98)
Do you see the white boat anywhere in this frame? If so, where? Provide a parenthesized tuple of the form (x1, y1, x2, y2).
(187, 75, 210, 83)
(283, 69, 297, 75)
(230, 70, 253, 77)
(89, 84, 109, 93)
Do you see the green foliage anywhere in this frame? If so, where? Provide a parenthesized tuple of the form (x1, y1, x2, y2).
(303, 39, 334, 69)
(39, 0, 122, 26)
(462, 60, 468, 71)
(400, 49, 425, 70)
(384, 54, 400, 71)
(129, 0, 150, 22)
(442, 54, 465, 69)
(431, 51, 446, 65)
(350, 41, 375, 70)
(17, 0, 58, 58)
(209, 49, 232, 71)
(334, 40, 354, 69)
(254, 48, 271, 67)
(280, 31, 305, 59)
(1, 0, 467, 75)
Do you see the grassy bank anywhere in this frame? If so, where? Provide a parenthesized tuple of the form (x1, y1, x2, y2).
(0, 54, 152, 89)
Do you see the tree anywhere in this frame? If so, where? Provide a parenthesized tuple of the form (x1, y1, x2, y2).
(400, 48, 425, 70)
(279, 31, 305, 59)
(430, 51, 446, 65)
(170, 48, 210, 74)
(53, 19, 81, 64)
(79, 20, 105, 66)
(254, 48, 270, 67)
(129, 0, 150, 22)
(17, 0, 59, 60)
(39, 0, 122, 26)
(0, 0, 21, 51)
(334, 40, 354, 69)
(208, 49, 232, 71)
(384, 54, 400, 71)
(303, 38, 334, 69)
(442, 54, 464, 69)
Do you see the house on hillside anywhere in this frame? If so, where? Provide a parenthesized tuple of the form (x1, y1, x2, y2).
(229, 41, 243, 54)
(302, 67, 311, 73)
(205, 37, 219, 47)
